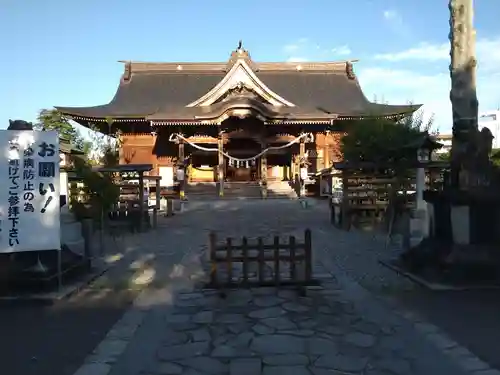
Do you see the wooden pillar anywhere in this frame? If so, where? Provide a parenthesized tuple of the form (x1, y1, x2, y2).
(299, 137, 306, 197)
(218, 131, 224, 197)
(178, 139, 185, 200)
(138, 171, 144, 232)
(324, 131, 330, 169)
(153, 178, 160, 228)
(299, 138, 305, 163)
(260, 143, 268, 199)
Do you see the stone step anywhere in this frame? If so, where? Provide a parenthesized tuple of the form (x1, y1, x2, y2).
(186, 181, 297, 199)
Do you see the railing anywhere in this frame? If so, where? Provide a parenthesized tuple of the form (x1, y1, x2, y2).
(207, 229, 316, 295)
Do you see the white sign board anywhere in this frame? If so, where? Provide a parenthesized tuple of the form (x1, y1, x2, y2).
(159, 166, 174, 188)
(176, 168, 185, 181)
(300, 167, 308, 181)
(0, 130, 60, 253)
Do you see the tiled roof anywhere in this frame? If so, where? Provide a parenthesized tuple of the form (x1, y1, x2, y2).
(56, 48, 420, 124)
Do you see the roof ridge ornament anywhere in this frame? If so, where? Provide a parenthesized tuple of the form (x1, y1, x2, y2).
(346, 61, 356, 80)
(123, 61, 132, 82)
(226, 41, 252, 71)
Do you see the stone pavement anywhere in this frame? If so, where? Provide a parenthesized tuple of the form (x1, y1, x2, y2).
(73, 199, 498, 375)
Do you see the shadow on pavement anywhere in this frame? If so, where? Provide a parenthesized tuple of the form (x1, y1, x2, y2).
(0, 289, 136, 375)
(395, 289, 500, 371)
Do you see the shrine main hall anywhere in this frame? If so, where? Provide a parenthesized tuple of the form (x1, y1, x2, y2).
(56, 43, 418, 197)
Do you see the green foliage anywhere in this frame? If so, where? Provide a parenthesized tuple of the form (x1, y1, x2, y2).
(436, 151, 451, 161)
(491, 148, 500, 167)
(341, 109, 435, 166)
(36, 109, 91, 152)
(85, 121, 122, 166)
(70, 152, 120, 221)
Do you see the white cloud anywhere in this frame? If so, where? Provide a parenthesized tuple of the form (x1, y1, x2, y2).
(383, 10, 399, 21)
(382, 9, 409, 37)
(283, 38, 309, 53)
(358, 37, 500, 131)
(374, 37, 500, 71)
(331, 45, 352, 56)
(375, 42, 448, 61)
(358, 67, 450, 129)
(283, 38, 351, 61)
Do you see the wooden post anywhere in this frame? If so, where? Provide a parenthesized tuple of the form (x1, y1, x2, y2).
(324, 147, 330, 171)
(209, 232, 217, 286)
(260, 144, 268, 199)
(289, 235, 296, 282)
(257, 237, 264, 284)
(242, 237, 248, 285)
(226, 237, 232, 285)
(153, 178, 160, 228)
(299, 137, 306, 197)
(273, 236, 280, 285)
(304, 229, 312, 283)
(178, 139, 185, 200)
(340, 171, 350, 230)
(138, 171, 144, 232)
(218, 131, 224, 197)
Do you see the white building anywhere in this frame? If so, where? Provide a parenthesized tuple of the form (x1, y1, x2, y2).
(434, 134, 452, 155)
(479, 111, 500, 149)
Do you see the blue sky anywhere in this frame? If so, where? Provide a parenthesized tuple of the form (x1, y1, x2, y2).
(1, 0, 499, 133)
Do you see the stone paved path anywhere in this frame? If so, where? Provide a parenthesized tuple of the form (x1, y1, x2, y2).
(74, 200, 495, 375)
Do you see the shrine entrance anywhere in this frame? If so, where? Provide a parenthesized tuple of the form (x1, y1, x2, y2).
(224, 137, 260, 182)
(226, 163, 257, 181)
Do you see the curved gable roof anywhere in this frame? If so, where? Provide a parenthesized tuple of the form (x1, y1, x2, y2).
(56, 48, 420, 123)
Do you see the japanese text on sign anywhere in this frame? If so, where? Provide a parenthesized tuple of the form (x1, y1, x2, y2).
(0, 130, 60, 253)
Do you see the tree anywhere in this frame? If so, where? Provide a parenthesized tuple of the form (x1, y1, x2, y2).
(35, 109, 91, 152)
(85, 120, 121, 166)
(341, 108, 435, 165)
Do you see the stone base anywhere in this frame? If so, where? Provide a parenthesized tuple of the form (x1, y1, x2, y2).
(424, 190, 500, 246)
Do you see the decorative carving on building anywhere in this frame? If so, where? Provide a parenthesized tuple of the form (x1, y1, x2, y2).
(216, 82, 261, 103)
(123, 61, 132, 82)
(346, 62, 356, 80)
(187, 58, 295, 108)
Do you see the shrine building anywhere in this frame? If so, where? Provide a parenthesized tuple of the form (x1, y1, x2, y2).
(55, 43, 419, 198)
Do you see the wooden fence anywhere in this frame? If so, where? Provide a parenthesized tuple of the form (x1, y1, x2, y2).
(207, 229, 316, 294)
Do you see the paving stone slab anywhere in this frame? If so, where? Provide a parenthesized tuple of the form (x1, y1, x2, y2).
(262, 365, 311, 375)
(189, 328, 211, 342)
(178, 357, 227, 374)
(251, 335, 306, 354)
(252, 324, 275, 335)
(230, 358, 262, 375)
(263, 354, 310, 366)
(254, 296, 284, 307)
(157, 342, 210, 361)
(248, 307, 286, 319)
(314, 353, 369, 372)
(148, 362, 183, 375)
(259, 317, 296, 330)
(73, 363, 112, 375)
(72, 201, 490, 375)
(343, 332, 376, 348)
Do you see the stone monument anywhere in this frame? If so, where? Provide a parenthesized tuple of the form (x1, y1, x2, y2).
(449, 0, 494, 189)
(398, 1, 500, 285)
